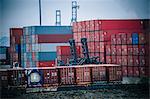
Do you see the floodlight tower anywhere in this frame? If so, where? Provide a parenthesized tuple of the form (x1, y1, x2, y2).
(71, 1, 79, 23)
(56, 10, 61, 26)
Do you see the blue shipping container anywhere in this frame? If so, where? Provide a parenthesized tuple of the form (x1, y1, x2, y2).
(0, 47, 6, 54)
(132, 33, 139, 45)
(23, 26, 72, 35)
(15, 44, 21, 53)
(38, 52, 57, 61)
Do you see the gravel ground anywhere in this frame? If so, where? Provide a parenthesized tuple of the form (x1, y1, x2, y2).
(14, 85, 149, 99)
(1, 84, 149, 99)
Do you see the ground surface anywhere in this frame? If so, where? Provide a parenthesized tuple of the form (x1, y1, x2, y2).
(1, 84, 149, 99)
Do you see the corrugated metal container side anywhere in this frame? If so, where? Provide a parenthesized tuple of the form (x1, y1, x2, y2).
(76, 67, 91, 85)
(38, 34, 73, 43)
(59, 67, 75, 85)
(92, 66, 106, 82)
(41, 69, 58, 86)
(8, 69, 26, 86)
(24, 26, 72, 35)
(38, 61, 55, 67)
(38, 52, 57, 61)
(0, 69, 8, 87)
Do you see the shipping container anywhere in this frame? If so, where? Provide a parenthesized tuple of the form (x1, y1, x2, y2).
(38, 61, 55, 67)
(108, 66, 122, 81)
(116, 45, 122, 55)
(122, 45, 127, 55)
(111, 45, 116, 55)
(127, 67, 133, 77)
(106, 45, 111, 55)
(41, 68, 58, 86)
(0, 69, 8, 87)
(76, 67, 91, 85)
(106, 56, 112, 64)
(121, 33, 127, 44)
(139, 33, 146, 44)
(133, 45, 139, 55)
(8, 69, 26, 86)
(38, 34, 73, 43)
(122, 66, 128, 76)
(132, 33, 139, 45)
(133, 66, 140, 77)
(59, 67, 75, 85)
(38, 52, 57, 61)
(92, 66, 106, 82)
(121, 56, 127, 66)
(23, 26, 72, 35)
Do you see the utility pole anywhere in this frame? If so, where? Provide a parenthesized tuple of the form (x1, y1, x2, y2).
(39, 0, 42, 25)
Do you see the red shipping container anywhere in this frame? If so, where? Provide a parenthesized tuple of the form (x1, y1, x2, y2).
(100, 42, 104, 52)
(94, 53, 100, 61)
(116, 45, 122, 55)
(42, 69, 58, 86)
(38, 34, 73, 43)
(128, 67, 133, 77)
(139, 33, 146, 44)
(81, 32, 86, 38)
(121, 33, 127, 44)
(100, 20, 142, 30)
(112, 56, 117, 64)
(85, 21, 90, 31)
(38, 61, 55, 67)
(81, 21, 86, 32)
(100, 53, 105, 63)
(133, 45, 139, 55)
(122, 56, 127, 66)
(89, 32, 95, 42)
(117, 56, 122, 65)
(127, 45, 133, 55)
(122, 66, 128, 76)
(139, 67, 146, 77)
(90, 42, 95, 52)
(73, 22, 77, 33)
(77, 32, 81, 42)
(133, 56, 139, 66)
(57, 55, 71, 64)
(133, 67, 140, 77)
(73, 33, 78, 41)
(94, 31, 100, 41)
(111, 45, 116, 55)
(122, 45, 127, 55)
(139, 45, 145, 55)
(92, 66, 106, 81)
(128, 56, 133, 66)
(10, 28, 23, 44)
(116, 34, 121, 45)
(89, 52, 95, 57)
(139, 56, 146, 66)
(86, 32, 90, 42)
(76, 67, 91, 84)
(87, 42, 91, 52)
(94, 42, 100, 52)
(89, 20, 95, 31)
(77, 22, 82, 32)
(127, 33, 132, 44)
(94, 20, 100, 30)
(106, 56, 112, 64)
(109, 67, 122, 81)
(100, 31, 104, 42)
(111, 34, 116, 44)
(59, 67, 75, 85)
(106, 45, 111, 55)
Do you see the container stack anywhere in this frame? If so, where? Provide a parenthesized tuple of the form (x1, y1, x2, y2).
(73, 19, 149, 78)
(10, 28, 23, 67)
(0, 46, 10, 66)
(21, 26, 72, 68)
(56, 46, 81, 64)
(73, 20, 106, 63)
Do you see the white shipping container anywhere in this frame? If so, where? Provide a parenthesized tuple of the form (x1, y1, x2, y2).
(0, 54, 6, 60)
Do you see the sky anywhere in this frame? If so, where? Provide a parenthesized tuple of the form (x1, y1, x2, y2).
(0, 0, 149, 46)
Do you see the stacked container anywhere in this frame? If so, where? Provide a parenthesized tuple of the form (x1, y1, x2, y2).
(10, 28, 23, 67)
(21, 26, 72, 68)
(73, 19, 149, 78)
(56, 46, 81, 64)
(73, 21, 106, 63)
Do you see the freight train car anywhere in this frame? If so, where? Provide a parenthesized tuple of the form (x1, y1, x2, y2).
(0, 64, 122, 93)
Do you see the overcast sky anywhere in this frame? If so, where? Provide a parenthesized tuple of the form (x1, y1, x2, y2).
(0, 0, 149, 45)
